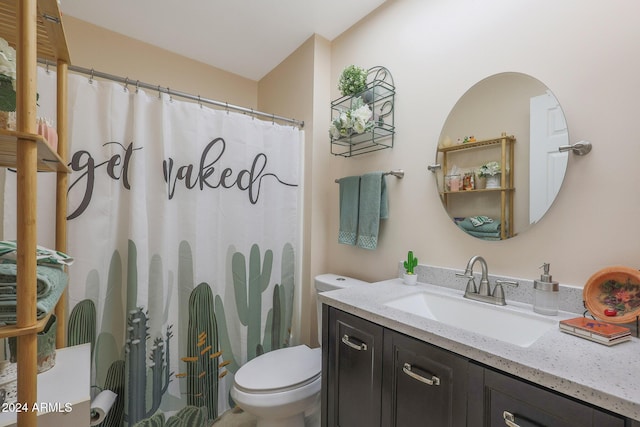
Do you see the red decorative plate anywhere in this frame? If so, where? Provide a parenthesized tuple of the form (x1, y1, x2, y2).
(583, 266, 640, 324)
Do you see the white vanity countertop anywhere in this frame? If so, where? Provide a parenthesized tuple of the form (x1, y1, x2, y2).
(318, 278, 640, 421)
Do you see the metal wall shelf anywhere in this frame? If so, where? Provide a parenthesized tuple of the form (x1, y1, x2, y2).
(330, 66, 395, 157)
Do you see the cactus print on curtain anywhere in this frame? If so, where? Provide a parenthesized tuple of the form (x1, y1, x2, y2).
(2, 68, 302, 426)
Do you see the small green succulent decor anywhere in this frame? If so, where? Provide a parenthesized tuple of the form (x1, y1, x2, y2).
(338, 65, 368, 96)
(478, 161, 501, 178)
(403, 251, 418, 275)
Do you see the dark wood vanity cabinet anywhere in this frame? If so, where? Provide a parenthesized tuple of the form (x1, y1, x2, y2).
(322, 306, 639, 427)
(322, 306, 469, 427)
(467, 363, 627, 427)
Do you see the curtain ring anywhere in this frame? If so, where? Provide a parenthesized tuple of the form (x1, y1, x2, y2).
(123, 77, 129, 92)
(272, 114, 275, 125)
(89, 68, 94, 84)
(135, 80, 140, 94)
(45, 60, 50, 74)
(168, 87, 173, 102)
(251, 108, 254, 119)
(198, 95, 202, 108)
(225, 102, 229, 114)
(158, 85, 162, 99)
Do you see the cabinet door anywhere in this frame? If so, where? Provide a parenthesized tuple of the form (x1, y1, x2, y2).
(480, 367, 625, 427)
(382, 330, 469, 427)
(324, 307, 384, 427)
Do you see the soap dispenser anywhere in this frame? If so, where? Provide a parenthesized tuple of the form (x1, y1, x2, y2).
(533, 263, 559, 316)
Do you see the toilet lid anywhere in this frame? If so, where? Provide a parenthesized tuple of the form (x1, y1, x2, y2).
(234, 345, 321, 393)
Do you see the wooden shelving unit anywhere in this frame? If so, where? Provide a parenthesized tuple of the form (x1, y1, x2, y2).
(0, 1, 71, 426)
(438, 135, 515, 239)
(0, 1, 71, 64)
(0, 131, 69, 172)
(0, 314, 53, 340)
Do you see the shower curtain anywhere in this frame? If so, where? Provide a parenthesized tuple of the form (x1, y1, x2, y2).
(3, 68, 303, 426)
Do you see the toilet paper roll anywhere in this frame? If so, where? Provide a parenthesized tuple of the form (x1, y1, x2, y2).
(90, 390, 117, 426)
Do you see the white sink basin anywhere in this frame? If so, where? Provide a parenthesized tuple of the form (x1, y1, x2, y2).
(383, 289, 558, 347)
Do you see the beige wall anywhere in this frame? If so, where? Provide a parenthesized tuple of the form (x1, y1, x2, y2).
(325, 0, 640, 287)
(63, 16, 257, 108)
(258, 35, 332, 345)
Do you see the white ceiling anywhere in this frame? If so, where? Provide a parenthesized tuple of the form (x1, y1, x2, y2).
(60, 0, 387, 81)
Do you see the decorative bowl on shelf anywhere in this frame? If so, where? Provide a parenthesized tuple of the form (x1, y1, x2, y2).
(583, 266, 640, 324)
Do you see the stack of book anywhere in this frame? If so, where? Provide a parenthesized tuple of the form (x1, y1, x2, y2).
(559, 317, 632, 346)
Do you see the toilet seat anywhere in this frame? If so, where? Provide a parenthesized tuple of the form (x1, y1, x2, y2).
(234, 345, 321, 394)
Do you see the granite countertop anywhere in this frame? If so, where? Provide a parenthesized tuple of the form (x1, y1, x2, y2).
(318, 277, 640, 421)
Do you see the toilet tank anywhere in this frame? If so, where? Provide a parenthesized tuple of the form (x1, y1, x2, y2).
(314, 274, 370, 345)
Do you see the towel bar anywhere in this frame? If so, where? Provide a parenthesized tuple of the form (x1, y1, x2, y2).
(335, 169, 404, 183)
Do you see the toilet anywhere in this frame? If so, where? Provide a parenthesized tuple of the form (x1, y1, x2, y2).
(230, 274, 369, 427)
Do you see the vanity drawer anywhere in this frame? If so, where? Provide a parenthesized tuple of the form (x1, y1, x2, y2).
(478, 366, 625, 427)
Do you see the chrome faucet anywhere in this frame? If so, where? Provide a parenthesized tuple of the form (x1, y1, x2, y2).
(456, 255, 518, 305)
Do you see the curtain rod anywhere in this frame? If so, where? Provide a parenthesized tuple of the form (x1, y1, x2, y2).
(39, 60, 304, 128)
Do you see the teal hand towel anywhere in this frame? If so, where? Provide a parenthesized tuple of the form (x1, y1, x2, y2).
(357, 172, 388, 250)
(0, 262, 68, 300)
(338, 176, 360, 245)
(457, 217, 501, 233)
(462, 229, 501, 240)
(0, 268, 68, 324)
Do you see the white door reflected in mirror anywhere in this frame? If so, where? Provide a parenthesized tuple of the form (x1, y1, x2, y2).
(529, 90, 568, 224)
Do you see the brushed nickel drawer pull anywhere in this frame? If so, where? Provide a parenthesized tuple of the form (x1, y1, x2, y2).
(503, 411, 520, 427)
(341, 334, 367, 351)
(402, 363, 440, 386)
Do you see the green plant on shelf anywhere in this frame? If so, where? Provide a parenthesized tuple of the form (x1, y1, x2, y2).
(338, 65, 368, 96)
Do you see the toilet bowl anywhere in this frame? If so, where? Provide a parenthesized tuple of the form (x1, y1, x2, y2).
(231, 345, 321, 427)
(230, 274, 369, 427)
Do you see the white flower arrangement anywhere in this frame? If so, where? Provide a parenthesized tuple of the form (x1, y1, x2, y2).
(0, 37, 16, 111)
(329, 97, 374, 140)
(478, 161, 501, 177)
(0, 37, 16, 86)
(0, 37, 16, 89)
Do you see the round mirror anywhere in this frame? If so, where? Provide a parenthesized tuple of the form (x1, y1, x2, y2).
(435, 72, 569, 240)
